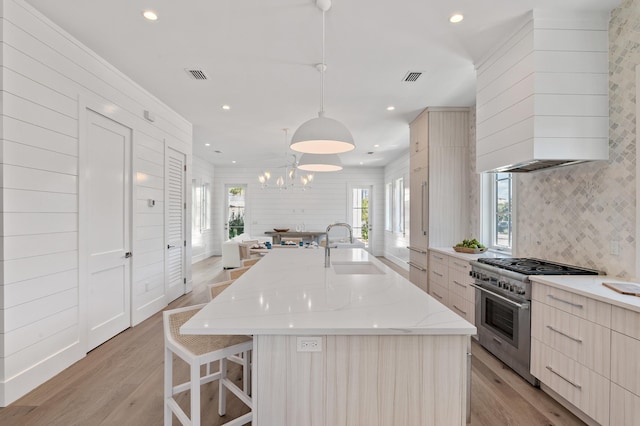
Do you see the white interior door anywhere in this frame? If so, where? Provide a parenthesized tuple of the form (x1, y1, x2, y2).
(86, 110, 132, 351)
(166, 147, 187, 302)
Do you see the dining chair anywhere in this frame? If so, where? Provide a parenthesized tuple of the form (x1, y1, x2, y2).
(227, 266, 251, 280)
(242, 258, 261, 267)
(164, 303, 253, 426)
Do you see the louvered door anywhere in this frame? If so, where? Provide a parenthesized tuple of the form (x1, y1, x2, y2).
(165, 147, 186, 302)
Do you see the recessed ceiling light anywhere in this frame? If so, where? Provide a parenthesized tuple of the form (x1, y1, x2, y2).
(222, 105, 231, 110)
(205, 143, 210, 147)
(386, 106, 395, 111)
(142, 10, 158, 21)
(360, 162, 364, 165)
(449, 14, 464, 23)
(374, 144, 380, 148)
(232, 160, 237, 164)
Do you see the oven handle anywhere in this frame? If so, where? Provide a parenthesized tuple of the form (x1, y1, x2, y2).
(470, 284, 529, 310)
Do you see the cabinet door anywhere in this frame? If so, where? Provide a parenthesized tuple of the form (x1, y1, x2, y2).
(409, 165, 428, 249)
(408, 250, 428, 292)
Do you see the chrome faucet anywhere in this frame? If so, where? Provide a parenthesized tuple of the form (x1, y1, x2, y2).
(325, 222, 353, 267)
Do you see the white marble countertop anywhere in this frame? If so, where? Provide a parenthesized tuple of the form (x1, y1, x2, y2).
(530, 275, 640, 313)
(429, 247, 509, 262)
(181, 248, 476, 336)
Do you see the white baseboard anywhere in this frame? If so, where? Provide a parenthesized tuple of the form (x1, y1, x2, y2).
(1, 342, 84, 407)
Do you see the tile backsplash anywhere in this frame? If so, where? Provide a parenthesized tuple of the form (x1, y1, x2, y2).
(515, 0, 639, 277)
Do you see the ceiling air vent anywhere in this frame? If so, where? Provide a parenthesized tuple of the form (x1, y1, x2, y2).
(185, 68, 208, 80)
(403, 71, 422, 82)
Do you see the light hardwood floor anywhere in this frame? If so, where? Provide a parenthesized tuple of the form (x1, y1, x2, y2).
(0, 256, 585, 425)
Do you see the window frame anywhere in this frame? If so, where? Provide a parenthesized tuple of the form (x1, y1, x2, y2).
(481, 172, 515, 253)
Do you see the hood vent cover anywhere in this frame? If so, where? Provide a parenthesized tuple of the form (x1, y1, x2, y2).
(475, 11, 610, 173)
(403, 71, 422, 82)
(185, 69, 208, 80)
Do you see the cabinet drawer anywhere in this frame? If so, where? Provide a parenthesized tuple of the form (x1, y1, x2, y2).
(449, 268, 471, 299)
(429, 282, 448, 307)
(532, 283, 611, 327)
(429, 251, 448, 265)
(611, 331, 640, 396)
(449, 291, 474, 325)
(429, 259, 448, 287)
(532, 301, 610, 377)
(531, 339, 610, 426)
(611, 382, 640, 426)
(611, 305, 640, 340)
(449, 257, 471, 274)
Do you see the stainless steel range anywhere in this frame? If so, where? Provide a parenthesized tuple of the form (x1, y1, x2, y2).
(469, 258, 602, 386)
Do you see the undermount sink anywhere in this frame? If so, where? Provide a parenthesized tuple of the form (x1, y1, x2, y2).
(331, 261, 385, 275)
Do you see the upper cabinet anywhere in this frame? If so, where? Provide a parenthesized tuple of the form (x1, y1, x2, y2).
(408, 107, 470, 288)
(409, 109, 429, 155)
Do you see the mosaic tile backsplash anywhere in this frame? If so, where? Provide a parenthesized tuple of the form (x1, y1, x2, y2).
(515, 0, 639, 278)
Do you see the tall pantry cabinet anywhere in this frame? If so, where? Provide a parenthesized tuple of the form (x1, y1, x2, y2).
(408, 107, 470, 291)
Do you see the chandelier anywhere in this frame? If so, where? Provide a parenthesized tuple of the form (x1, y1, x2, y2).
(258, 129, 314, 191)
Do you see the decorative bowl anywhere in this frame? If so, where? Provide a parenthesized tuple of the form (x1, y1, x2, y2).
(274, 228, 289, 232)
(453, 246, 487, 254)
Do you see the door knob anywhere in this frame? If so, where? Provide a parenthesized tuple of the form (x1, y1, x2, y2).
(167, 244, 176, 249)
(125, 252, 132, 258)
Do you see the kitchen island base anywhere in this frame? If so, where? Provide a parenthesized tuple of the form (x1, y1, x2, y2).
(254, 334, 469, 425)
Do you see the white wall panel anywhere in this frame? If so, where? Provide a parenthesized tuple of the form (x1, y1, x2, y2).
(2, 141, 77, 175)
(191, 156, 215, 263)
(2, 231, 76, 260)
(0, 0, 193, 405)
(2, 188, 77, 212)
(3, 268, 77, 308)
(3, 250, 77, 284)
(2, 116, 77, 156)
(2, 164, 77, 193)
(2, 212, 76, 235)
(212, 166, 384, 256)
(384, 153, 410, 270)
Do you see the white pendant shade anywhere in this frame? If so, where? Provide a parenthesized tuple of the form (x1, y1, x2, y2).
(290, 113, 355, 154)
(297, 153, 343, 172)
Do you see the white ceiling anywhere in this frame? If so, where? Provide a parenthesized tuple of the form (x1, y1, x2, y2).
(24, 0, 621, 168)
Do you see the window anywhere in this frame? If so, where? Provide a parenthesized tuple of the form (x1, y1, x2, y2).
(201, 183, 211, 231)
(393, 178, 404, 234)
(483, 173, 513, 250)
(350, 187, 371, 248)
(385, 182, 392, 231)
(226, 185, 245, 239)
(192, 179, 201, 234)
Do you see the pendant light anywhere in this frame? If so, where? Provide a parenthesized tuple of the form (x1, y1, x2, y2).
(297, 153, 342, 172)
(290, 0, 355, 155)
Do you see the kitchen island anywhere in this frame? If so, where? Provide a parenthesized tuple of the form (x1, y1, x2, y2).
(182, 248, 475, 425)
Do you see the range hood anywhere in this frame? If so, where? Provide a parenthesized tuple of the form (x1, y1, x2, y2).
(475, 10, 610, 173)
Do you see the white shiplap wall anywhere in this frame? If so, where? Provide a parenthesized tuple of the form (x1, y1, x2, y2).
(212, 167, 385, 256)
(383, 153, 410, 270)
(191, 156, 216, 263)
(0, 0, 192, 405)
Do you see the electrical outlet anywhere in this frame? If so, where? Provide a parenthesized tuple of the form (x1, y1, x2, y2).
(296, 336, 322, 352)
(610, 240, 620, 256)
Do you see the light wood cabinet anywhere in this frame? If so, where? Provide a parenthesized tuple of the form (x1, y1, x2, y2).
(531, 282, 640, 426)
(408, 108, 469, 290)
(530, 339, 610, 425)
(428, 250, 475, 325)
(531, 301, 610, 377)
(610, 306, 640, 424)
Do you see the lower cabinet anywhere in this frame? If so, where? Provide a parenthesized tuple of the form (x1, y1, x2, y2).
(428, 250, 475, 326)
(531, 282, 640, 426)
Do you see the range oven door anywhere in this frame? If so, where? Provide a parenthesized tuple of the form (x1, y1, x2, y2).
(473, 284, 538, 386)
